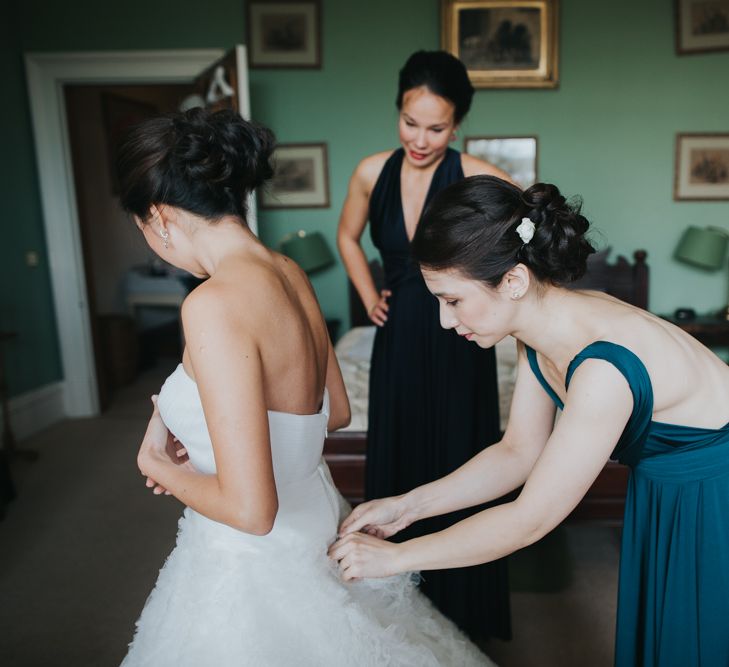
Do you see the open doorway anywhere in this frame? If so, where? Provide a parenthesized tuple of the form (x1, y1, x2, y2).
(64, 83, 193, 410)
(25, 48, 252, 418)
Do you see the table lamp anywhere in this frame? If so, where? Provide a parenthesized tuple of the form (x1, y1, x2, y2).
(674, 225, 729, 320)
(279, 230, 335, 274)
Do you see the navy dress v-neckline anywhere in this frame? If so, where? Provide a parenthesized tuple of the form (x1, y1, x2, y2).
(396, 150, 452, 244)
(365, 147, 510, 641)
(526, 341, 729, 665)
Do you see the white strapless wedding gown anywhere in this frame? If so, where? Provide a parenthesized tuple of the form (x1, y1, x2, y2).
(122, 364, 495, 666)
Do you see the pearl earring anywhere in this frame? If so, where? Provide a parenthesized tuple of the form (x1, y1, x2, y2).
(161, 230, 170, 249)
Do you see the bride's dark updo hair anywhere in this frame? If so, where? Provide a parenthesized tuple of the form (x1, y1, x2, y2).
(412, 176, 595, 287)
(116, 107, 275, 224)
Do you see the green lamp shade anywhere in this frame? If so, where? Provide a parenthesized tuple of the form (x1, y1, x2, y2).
(280, 230, 335, 274)
(674, 226, 729, 270)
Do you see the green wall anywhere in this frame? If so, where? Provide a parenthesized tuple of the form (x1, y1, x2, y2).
(2, 2, 62, 397)
(4, 0, 729, 397)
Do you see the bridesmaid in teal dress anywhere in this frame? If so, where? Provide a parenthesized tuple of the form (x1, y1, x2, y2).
(331, 175, 729, 666)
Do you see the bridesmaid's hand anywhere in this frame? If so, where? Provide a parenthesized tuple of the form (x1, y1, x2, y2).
(338, 495, 415, 539)
(328, 532, 404, 581)
(367, 289, 392, 327)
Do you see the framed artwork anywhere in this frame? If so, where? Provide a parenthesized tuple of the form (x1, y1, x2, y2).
(465, 135, 538, 188)
(247, 0, 321, 68)
(675, 0, 729, 55)
(441, 0, 559, 88)
(261, 143, 330, 208)
(102, 93, 158, 194)
(674, 133, 729, 200)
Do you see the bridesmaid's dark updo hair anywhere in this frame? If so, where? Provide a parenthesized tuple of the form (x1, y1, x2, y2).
(396, 50, 474, 123)
(412, 176, 596, 287)
(117, 107, 275, 224)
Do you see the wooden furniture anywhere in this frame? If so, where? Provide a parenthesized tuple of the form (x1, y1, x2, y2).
(322, 432, 367, 505)
(323, 250, 648, 522)
(662, 315, 729, 350)
(571, 248, 648, 310)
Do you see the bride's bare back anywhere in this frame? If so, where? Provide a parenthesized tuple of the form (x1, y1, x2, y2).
(181, 245, 347, 421)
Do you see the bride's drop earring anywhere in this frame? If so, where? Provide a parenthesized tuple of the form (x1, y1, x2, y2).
(161, 229, 170, 249)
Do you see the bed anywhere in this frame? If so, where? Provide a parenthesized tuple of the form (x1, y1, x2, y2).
(323, 249, 649, 522)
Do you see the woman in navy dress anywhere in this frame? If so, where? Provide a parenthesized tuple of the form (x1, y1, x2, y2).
(332, 175, 729, 666)
(337, 51, 512, 640)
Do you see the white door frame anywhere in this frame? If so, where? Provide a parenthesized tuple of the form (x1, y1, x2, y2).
(25, 49, 253, 417)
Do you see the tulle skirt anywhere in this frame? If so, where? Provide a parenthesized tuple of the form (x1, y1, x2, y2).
(121, 507, 494, 666)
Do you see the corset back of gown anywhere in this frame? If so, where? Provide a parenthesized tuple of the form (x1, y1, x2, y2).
(155, 364, 340, 550)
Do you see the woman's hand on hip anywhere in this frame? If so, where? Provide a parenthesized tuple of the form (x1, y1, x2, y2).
(367, 289, 392, 327)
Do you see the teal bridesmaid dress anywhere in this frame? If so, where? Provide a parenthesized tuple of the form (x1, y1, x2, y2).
(526, 341, 729, 666)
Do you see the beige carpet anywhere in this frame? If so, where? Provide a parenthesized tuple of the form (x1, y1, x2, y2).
(0, 362, 620, 666)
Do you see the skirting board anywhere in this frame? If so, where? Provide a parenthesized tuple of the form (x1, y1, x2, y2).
(1, 382, 66, 442)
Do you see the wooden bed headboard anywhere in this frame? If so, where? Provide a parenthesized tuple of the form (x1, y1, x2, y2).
(571, 248, 649, 310)
(349, 249, 649, 326)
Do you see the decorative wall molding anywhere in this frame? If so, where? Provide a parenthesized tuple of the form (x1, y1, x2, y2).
(2, 382, 66, 442)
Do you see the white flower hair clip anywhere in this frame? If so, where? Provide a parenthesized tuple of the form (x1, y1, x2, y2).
(515, 217, 536, 244)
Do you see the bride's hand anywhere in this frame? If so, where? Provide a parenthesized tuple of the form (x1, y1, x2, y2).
(338, 495, 415, 539)
(138, 396, 193, 496)
(328, 532, 404, 581)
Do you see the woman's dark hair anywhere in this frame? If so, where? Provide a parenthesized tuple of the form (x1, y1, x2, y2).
(412, 176, 595, 287)
(396, 50, 474, 123)
(116, 107, 275, 224)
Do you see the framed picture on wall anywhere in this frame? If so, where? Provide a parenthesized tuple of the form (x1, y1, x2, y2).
(674, 133, 729, 200)
(465, 135, 538, 188)
(247, 0, 321, 68)
(261, 143, 330, 208)
(675, 0, 729, 55)
(441, 0, 559, 88)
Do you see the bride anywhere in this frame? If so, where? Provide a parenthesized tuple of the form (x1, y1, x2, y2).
(117, 108, 495, 666)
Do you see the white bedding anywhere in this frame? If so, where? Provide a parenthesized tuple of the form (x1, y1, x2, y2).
(334, 326, 518, 433)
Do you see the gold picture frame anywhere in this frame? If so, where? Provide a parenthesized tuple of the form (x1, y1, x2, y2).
(247, 0, 321, 69)
(441, 0, 559, 89)
(260, 143, 330, 209)
(674, 133, 729, 201)
(465, 135, 538, 188)
(675, 0, 729, 55)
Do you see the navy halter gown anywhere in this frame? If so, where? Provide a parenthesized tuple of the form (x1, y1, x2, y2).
(527, 341, 729, 666)
(366, 148, 511, 641)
